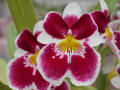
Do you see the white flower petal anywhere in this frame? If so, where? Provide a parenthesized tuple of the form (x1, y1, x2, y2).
(33, 20, 44, 35)
(87, 30, 105, 47)
(63, 2, 82, 18)
(100, 0, 108, 11)
(111, 76, 120, 89)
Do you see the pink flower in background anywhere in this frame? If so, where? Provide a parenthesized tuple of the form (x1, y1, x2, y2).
(7, 29, 70, 90)
(91, 0, 120, 62)
(36, 2, 102, 86)
(111, 64, 120, 89)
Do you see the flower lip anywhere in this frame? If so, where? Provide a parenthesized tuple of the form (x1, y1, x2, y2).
(105, 27, 113, 40)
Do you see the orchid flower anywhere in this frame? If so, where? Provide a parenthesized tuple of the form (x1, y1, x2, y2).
(111, 64, 120, 89)
(7, 29, 70, 90)
(35, 2, 102, 86)
(91, 0, 120, 62)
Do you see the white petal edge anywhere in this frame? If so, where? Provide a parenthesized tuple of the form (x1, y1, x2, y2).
(63, 2, 82, 18)
(100, 0, 108, 11)
(14, 48, 27, 57)
(87, 30, 105, 47)
(68, 48, 101, 86)
(111, 76, 120, 89)
(37, 44, 101, 86)
(33, 20, 44, 35)
(37, 31, 61, 44)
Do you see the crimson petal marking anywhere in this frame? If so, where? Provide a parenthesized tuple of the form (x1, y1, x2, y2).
(37, 43, 68, 85)
(117, 64, 120, 75)
(43, 12, 69, 39)
(69, 44, 101, 86)
(114, 31, 120, 50)
(51, 81, 70, 90)
(71, 14, 97, 39)
(64, 15, 78, 28)
(16, 29, 39, 53)
(7, 56, 49, 90)
(91, 11, 110, 34)
(34, 70, 50, 90)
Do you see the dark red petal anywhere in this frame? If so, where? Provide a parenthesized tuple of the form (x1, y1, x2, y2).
(69, 44, 100, 84)
(117, 64, 120, 76)
(34, 70, 49, 90)
(71, 14, 97, 39)
(64, 15, 78, 28)
(114, 31, 120, 50)
(91, 11, 110, 34)
(43, 12, 69, 39)
(16, 29, 38, 53)
(8, 56, 49, 90)
(37, 43, 68, 85)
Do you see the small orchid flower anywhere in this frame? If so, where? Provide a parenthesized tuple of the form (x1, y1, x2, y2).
(36, 2, 101, 86)
(91, 0, 120, 62)
(7, 29, 70, 90)
(111, 64, 120, 89)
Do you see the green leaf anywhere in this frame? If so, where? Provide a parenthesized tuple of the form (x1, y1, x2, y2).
(71, 86, 97, 90)
(6, 0, 37, 33)
(0, 82, 11, 90)
(0, 58, 8, 85)
(7, 23, 17, 59)
(95, 71, 107, 90)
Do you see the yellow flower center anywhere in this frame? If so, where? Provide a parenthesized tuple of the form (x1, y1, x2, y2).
(58, 35, 80, 52)
(105, 28, 112, 40)
(29, 50, 39, 64)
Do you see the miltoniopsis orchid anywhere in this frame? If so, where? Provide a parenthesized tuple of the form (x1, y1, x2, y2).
(91, 0, 120, 62)
(111, 64, 120, 89)
(7, 29, 70, 90)
(36, 2, 102, 86)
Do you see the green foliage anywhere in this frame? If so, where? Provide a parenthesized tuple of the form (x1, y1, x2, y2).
(0, 58, 8, 85)
(7, 23, 17, 59)
(0, 82, 11, 90)
(71, 86, 98, 90)
(96, 71, 107, 90)
(6, 0, 37, 33)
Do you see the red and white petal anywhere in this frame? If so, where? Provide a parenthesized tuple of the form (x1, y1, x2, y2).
(71, 14, 97, 40)
(34, 70, 50, 90)
(37, 43, 68, 86)
(91, 11, 110, 34)
(69, 44, 101, 86)
(37, 31, 61, 44)
(109, 20, 120, 31)
(63, 2, 82, 28)
(107, 31, 120, 61)
(51, 80, 70, 90)
(43, 12, 69, 39)
(14, 48, 27, 57)
(100, 0, 108, 11)
(33, 20, 43, 35)
(111, 76, 120, 89)
(16, 29, 39, 53)
(86, 30, 105, 47)
(7, 56, 49, 90)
